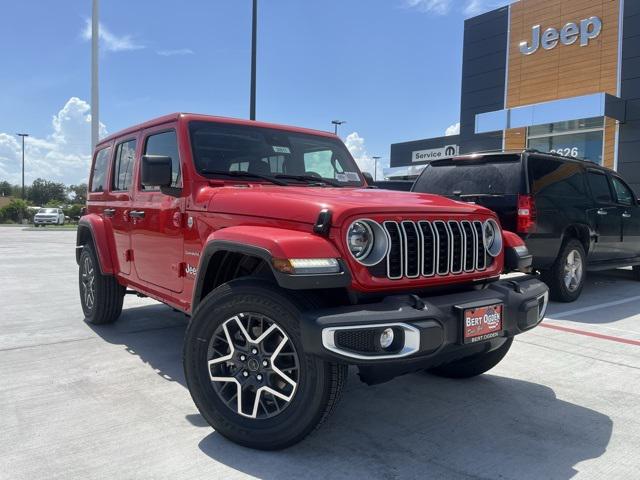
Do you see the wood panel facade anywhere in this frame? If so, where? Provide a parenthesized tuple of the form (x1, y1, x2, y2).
(504, 0, 621, 168)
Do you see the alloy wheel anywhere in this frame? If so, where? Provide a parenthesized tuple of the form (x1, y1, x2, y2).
(207, 313, 299, 419)
(563, 249, 583, 292)
(81, 255, 96, 310)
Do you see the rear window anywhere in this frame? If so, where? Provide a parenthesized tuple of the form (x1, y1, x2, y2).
(587, 171, 613, 203)
(527, 157, 586, 198)
(90, 147, 111, 193)
(413, 155, 522, 196)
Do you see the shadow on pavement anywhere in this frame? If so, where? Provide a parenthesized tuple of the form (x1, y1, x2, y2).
(88, 303, 613, 480)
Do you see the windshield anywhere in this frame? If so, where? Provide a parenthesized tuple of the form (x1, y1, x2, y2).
(413, 155, 523, 196)
(38, 208, 57, 214)
(189, 121, 364, 187)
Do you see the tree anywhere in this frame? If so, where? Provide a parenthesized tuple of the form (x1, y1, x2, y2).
(67, 183, 88, 204)
(28, 178, 66, 206)
(0, 180, 12, 197)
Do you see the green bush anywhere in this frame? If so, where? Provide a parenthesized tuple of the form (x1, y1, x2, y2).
(0, 199, 30, 223)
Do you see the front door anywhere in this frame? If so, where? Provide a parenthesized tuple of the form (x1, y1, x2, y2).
(611, 175, 640, 260)
(130, 127, 184, 293)
(586, 170, 624, 261)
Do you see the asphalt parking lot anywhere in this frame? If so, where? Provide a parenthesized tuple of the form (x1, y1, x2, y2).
(2, 227, 640, 480)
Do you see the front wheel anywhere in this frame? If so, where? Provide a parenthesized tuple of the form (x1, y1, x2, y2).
(541, 239, 586, 302)
(183, 278, 347, 450)
(427, 337, 513, 379)
(79, 244, 125, 324)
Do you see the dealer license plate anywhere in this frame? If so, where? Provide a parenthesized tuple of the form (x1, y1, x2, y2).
(462, 304, 503, 344)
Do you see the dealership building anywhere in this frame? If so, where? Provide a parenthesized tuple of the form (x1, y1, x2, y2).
(390, 0, 640, 191)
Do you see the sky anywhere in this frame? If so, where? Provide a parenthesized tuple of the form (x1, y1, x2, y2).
(0, 0, 511, 186)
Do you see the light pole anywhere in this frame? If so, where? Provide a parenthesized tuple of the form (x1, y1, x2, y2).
(91, 0, 100, 151)
(372, 156, 381, 181)
(16, 133, 29, 199)
(331, 120, 346, 135)
(250, 0, 257, 120)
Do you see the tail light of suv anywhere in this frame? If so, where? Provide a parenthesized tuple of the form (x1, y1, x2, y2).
(517, 194, 536, 233)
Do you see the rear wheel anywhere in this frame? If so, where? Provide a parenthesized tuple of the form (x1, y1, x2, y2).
(184, 278, 347, 450)
(427, 338, 513, 379)
(79, 244, 125, 324)
(541, 239, 586, 302)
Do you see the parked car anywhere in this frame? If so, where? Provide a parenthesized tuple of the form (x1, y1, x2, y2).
(412, 150, 640, 302)
(33, 207, 65, 226)
(77, 113, 547, 449)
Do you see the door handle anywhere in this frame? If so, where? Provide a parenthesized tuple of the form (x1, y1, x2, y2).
(622, 212, 632, 219)
(103, 208, 115, 217)
(597, 209, 608, 216)
(129, 210, 145, 219)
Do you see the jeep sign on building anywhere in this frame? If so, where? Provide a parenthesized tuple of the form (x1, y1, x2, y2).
(391, 0, 640, 192)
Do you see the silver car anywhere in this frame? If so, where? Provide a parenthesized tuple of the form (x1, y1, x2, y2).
(34, 208, 65, 226)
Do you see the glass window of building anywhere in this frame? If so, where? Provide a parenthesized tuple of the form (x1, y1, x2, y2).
(527, 117, 604, 165)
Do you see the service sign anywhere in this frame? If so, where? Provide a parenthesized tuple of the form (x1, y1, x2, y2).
(412, 145, 458, 163)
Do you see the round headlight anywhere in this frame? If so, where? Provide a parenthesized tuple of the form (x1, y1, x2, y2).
(483, 219, 503, 257)
(346, 219, 389, 266)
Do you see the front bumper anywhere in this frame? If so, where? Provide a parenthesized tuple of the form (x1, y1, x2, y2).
(300, 275, 548, 368)
(34, 218, 59, 224)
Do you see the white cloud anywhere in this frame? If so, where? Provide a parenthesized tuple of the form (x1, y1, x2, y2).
(345, 132, 387, 180)
(445, 122, 460, 136)
(405, 0, 510, 16)
(404, 0, 452, 15)
(0, 97, 107, 187)
(157, 48, 194, 56)
(82, 19, 144, 52)
(463, 0, 510, 16)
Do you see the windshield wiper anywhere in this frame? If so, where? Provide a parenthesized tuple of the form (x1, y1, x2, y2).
(274, 174, 343, 187)
(199, 169, 289, 186)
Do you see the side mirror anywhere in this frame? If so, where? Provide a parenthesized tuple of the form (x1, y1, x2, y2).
(141, 155, 172, 187)
(362, 171, 374, 185)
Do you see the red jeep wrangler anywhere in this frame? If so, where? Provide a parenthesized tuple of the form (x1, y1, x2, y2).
(77, 113, 548, 450)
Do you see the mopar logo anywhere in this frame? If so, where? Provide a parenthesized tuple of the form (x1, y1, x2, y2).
(520, 16, 602, 55)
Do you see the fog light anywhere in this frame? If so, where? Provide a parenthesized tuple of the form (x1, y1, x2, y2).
(379, 328, 394, 349)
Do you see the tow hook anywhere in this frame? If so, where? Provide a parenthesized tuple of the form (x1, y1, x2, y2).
(506, 280, 523, 294)
(409, 294, 427, 311)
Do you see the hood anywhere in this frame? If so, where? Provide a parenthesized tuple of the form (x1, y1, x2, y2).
(202, 185, 493, 226)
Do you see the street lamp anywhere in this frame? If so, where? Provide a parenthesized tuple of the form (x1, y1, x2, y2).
(16, 133, 29, 199)
(91, 0, 100, 151)
(250, 0, 257, 120)
(331, 120, 346, 135)
(372, 156, 381, 181)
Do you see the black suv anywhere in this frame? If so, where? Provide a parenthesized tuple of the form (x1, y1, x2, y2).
(412, 150, 640, 302)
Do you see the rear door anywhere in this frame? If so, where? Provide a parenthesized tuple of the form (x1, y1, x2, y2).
(130, 126, 184, 293)
(412, 154, 524, 231)
(611, 175, 640, 259)
(585, 169, 624, 261)
(107, 138, 138, 275)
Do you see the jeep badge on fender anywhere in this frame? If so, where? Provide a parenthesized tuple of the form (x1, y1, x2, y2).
(76, 113, 548, 450)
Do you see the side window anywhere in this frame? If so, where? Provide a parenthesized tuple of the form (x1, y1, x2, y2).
(304, 150, 345, 178)
(528, 158, 586, 198)
(587, 171, 613, 204)
(612, 177, 635, 206)
(143, 130, 182, 189)
(90, 147, 111, 193)
(112, 140, 137, 191)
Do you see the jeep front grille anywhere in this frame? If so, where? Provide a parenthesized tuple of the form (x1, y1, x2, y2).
(381, 220, 489, 280)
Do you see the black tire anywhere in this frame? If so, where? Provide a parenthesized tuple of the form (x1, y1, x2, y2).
(79, 244, 125, 325)
(183, 278, 347, 450)
(541, 239, 586, 303)
(633, 266, 640, 281)
(427, 337, 514, 379)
